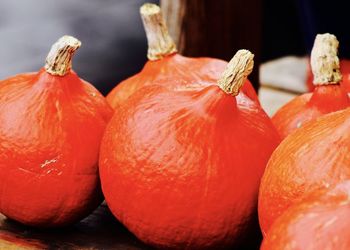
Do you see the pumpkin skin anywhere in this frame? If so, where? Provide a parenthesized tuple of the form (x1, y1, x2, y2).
(100, 51, 280, 249)
(106, 53, 258, 109)
(272, 84, 350, 139)
(0, 37, 113, 227)
(261, 181, 350, 250)
(258, 107, 350, 235)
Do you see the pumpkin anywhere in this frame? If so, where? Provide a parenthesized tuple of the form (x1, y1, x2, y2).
(100, 49, 280, 249)
(0, 36, 113, 227)
(261, 181, 350, 250)
(258, 106, 350, 235)
(106, 3, 258, 109)
(272, 33, 350, 139)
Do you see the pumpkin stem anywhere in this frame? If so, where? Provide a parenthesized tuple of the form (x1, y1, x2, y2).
(217, 50, 254, 96)
(45, 35, 81, 76)
(311, 33, 342, 85)
(140, 3, 177, 61)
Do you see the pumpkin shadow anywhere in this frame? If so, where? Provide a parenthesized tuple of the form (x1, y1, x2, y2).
(1, 203, 262, 249)
(0, 203, 151, 249)
(232, 208, 262, 250)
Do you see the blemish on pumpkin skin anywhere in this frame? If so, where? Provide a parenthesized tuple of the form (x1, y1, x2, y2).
(40, 158, 58, 168)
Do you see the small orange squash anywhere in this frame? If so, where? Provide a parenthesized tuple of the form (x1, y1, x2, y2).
(259, 106, 350, 235)
(100, 49, 280, 249)
(0, 36, 113, 227)
(272, 33, 350, 139)
(106, 3, 258, 109)
(261, 181, 350, 250)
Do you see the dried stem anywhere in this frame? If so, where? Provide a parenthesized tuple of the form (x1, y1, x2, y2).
(45, 35, 81, 76)
(217, 50, 254, 96)
(140, 3, 177, 60)
(311, 33, 342, 85)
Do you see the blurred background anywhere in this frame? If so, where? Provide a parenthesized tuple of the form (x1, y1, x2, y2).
(0, 0, 348, 95)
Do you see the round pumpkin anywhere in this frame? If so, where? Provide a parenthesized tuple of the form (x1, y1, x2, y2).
(106, 3, 258, 109)
(272, 33, 350, 139)
(0, 36, 113, 227)
(261, 181, 350, 250)
(100, 50, 280, 249)
(259, 106, 350, 235)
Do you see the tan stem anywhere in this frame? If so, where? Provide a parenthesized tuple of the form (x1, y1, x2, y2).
(45, 35, 81, 76)
(140, 3, 177, 61)
(311, 33, 342, 85)
(217, 50, 254, 96)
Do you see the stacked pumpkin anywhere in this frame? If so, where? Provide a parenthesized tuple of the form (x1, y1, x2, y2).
(101, 3, 280, 249)
(259, 33, 350, 249)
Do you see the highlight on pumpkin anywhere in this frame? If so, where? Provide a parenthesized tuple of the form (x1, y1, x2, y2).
(140, 3, 177, 60)
(311, 33, 342, 85)
(217, 49, 254, 96)
(45, 35, 81, 76)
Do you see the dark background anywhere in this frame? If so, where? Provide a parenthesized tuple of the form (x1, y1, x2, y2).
(0, 0, 349, 95)
(263, 0, 350, 60)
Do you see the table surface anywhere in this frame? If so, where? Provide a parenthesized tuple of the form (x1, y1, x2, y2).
(0, 57, 303, 249)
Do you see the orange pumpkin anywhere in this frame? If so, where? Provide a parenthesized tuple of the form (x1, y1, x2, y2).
(261, 181, 350, 250)
(259, 106, 350, 235)
(272, 33, 350, 139)
(100, 50, 280, 249)
(0, 36, 113, 227)
(106, 3, 258, 109)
